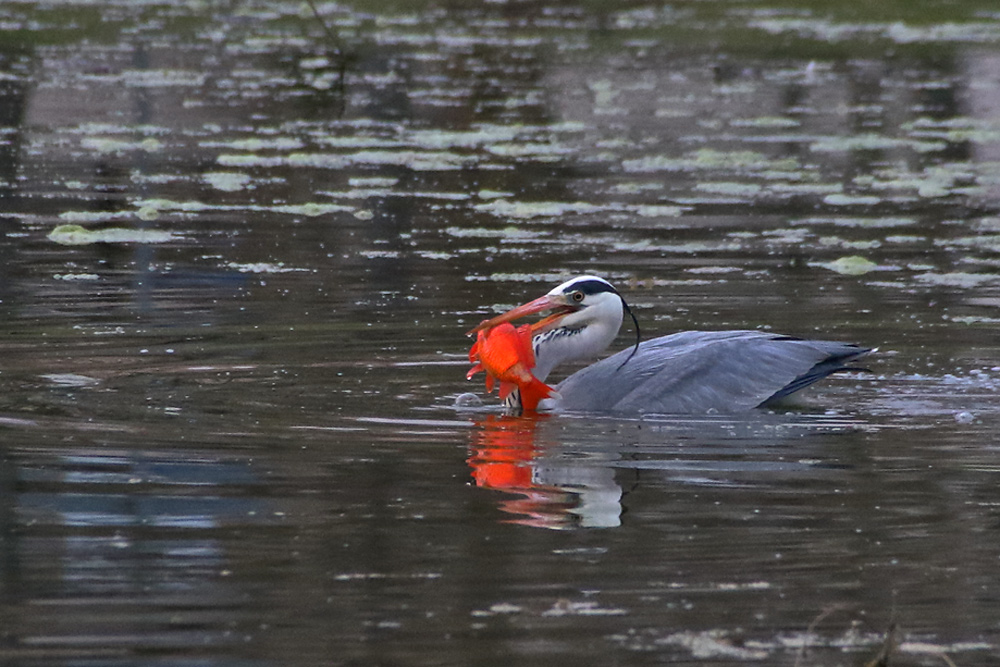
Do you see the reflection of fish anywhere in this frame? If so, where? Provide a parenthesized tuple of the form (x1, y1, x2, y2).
(467, 322, 555, 411)
(468, 415, 623, 530)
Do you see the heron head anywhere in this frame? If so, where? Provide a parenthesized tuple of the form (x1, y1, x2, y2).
(466, 275, 641, 368)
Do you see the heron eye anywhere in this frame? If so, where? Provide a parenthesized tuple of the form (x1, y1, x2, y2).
(571, 291, 585, 303)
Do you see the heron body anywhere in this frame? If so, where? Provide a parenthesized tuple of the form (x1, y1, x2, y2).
(467, 276, 871, 415)
(553, 330, 867, 414)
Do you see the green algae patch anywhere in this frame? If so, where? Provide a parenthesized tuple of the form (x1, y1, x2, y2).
(349, 177, 399, 188)
(730, 117, 800, 128)
(54, 273, 99, 281)
(818, 236, 882, 250)
(695, 182, 763, 197)
(477, 189, 514, 200)
(915, 272, 1000, 287)
(135, 198, 212, 213)
(623, 149, 800, 174)
(218, 149, 471, 171)
(59, 210, 134, 223)
(444, 226, 544, 239)
(205, 137, 305, 151)
(767, 182, 843, 195)
(48, 225, 179, 245)
(133, 198, 352, 217)
(474, 200, 605, 219)
(81, 137, 163, 154)
(119, 69, 207, 88)
(949, 316, 1000, 325)
(632, 205, 686, 218)
(818, 217, 916, 228)
(823, 193, 883, 206)
(749, 17, 1000, 45)
(485, 142, 572, 160)
(935, 235, 1000, 252)
(472, 199, 687, 221)
(225, 262, 310, 274)
(271, 203, 353, 217)
(136, 206, 161, 221)
(815, 256, 878, 276)
(810, 134, 945, 154)
(203, 171, 252, 192)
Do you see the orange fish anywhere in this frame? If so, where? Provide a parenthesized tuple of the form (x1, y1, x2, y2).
(467, 322, 555, 411)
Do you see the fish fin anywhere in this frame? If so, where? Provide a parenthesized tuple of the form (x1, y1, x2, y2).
(468, 330, 486, 363)
(514, 324, 536, 366)
(498, 380, 517, 400)
(518, 376, 556, 411)
(466, 362, 484, 380)
(485, 374, 496, 394)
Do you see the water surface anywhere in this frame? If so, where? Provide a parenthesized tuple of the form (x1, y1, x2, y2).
(1, 1, 999, 665)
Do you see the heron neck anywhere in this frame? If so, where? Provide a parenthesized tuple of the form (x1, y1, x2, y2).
(532, 321, 619, 381)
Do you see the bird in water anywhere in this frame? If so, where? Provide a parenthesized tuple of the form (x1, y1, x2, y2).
(466, 275, 871, 414)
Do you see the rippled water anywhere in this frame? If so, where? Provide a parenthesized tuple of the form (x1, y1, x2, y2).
(2, 1, 1000, 665)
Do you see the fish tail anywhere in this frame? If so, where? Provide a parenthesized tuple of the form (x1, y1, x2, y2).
(518, 377, 556, 411)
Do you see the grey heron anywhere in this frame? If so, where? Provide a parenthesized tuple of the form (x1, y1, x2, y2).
(467, 275, 872, 414)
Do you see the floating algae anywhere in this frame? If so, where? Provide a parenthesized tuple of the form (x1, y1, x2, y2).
(203, 137, 305, 151)
(730, 117, 801, 128)
(792, 216, 917, 229)
(472, 199, 686, 220)
(118, 69, 207, 88)
(132, 198, 352, 217)
(749, 17, 1000, 45)
(622, 149, 801, 174)
(349, 177, 399, 188)
(81, 136, 163, 154)
(485, 142, 573, 159)
(203, 171, 253, 192)
(818, 236, 882, 250)
(224, 262, 310, 274)
(444, 226, 546, 239)
(134, 198, 214, 213)
(767, 182, 843, 195)
(54, 273, 99, 281)
(218, 149, 471, 171)
(695, 182, 764, 196)
(632, 205, 685, 218)
(270, 203, 353, 217)
(477, 189, 514, 200)
(59, 210, 135, 223)
(934, 235, 1000, 252)
(810, 134, 945, 154)
(915, 272, 1000, 287)
(48, 225, 179, 245)
(823, 193, 883, 206)
(473, 200, 606, 219)
(815, 256, 879, 276)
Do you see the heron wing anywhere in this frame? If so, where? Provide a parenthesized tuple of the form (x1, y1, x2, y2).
(554, 330, 870, 414)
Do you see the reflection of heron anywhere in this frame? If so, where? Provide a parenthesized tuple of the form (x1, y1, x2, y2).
(468, 416, 623, 529)
(468, 276, 871, 414)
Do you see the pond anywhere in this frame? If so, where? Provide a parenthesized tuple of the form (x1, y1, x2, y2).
(1, 1, 999, 665)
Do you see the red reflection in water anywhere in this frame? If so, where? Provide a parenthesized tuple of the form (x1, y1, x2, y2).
(468, 415, 607, 530)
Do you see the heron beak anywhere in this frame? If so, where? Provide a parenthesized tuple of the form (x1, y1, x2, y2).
(466, 294, 577, 336)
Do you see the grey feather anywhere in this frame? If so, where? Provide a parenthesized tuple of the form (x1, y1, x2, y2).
(553, 330, 870, 414)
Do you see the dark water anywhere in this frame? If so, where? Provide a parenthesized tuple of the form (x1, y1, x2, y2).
(1, 1, 999, 665)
